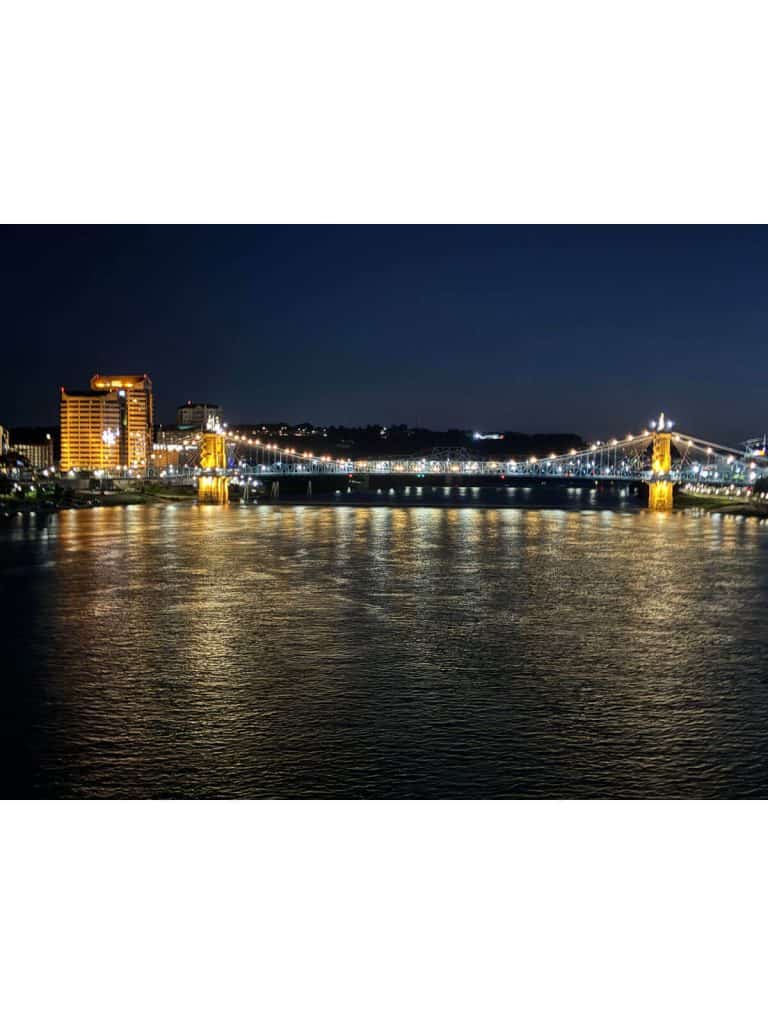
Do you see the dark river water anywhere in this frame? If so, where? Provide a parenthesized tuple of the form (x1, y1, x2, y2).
(3, 486, 768, 798)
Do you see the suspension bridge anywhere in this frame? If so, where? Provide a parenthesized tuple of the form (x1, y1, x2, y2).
(182, 413, 768, 510)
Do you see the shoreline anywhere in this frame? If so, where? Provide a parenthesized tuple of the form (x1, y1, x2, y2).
(4, 488, 768, 518)
(674, 492, 768, 517)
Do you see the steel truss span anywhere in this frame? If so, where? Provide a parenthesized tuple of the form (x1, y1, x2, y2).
(175, 424, 767, 488)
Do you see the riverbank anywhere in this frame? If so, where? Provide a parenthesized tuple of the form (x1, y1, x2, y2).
(136, 483, 197, 502)
(0, 483, 198, 518)
(675, 490, 768, 517)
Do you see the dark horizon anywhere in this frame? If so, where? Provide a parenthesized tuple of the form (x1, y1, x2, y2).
(3, 225, 768, 445)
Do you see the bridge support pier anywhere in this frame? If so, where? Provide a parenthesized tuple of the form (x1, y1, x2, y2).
(198, 475, 229, 504)
(648, 480, 674, 511)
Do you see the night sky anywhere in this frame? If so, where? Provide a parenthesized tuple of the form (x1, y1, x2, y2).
(2, 225, 768, 443)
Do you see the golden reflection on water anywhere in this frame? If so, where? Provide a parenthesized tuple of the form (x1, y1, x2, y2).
(3, 501, 768, 796)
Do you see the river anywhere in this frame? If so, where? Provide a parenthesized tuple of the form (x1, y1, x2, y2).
(2, 487, 768, 798)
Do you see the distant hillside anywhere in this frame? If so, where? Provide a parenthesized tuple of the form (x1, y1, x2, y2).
(231, 423, 585, 460)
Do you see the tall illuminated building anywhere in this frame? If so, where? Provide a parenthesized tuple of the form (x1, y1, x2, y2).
(60, 374, 153, 472)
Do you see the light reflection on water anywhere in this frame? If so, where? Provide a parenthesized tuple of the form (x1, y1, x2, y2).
(2, 499, 768, 797)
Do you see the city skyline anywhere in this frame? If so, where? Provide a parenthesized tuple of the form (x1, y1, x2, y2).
(3, 225, 768, 444)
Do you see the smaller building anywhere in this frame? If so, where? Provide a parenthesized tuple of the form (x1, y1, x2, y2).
(153, 424, 202, 473)
(8, 429, 56, 471)
(155, 424, 201, 447)
(177, 401, 223, 432)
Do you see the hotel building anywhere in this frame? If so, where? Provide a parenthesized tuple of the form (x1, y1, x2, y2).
(60, 374, 153, 472)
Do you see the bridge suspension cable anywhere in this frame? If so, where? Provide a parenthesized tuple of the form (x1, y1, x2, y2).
(162, 420, 768, 488)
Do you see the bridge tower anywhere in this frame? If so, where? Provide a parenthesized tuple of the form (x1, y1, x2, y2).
(648, 412, 673, 511)
(198, 431, 229, 504)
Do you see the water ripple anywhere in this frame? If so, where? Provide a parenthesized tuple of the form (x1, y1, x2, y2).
(2, 501, 768, 798)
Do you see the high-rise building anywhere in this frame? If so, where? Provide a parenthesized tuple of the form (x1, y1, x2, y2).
(177, 401, 222, 431)
(0, 424, 9, 455)
(60, 374, 153, 472)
